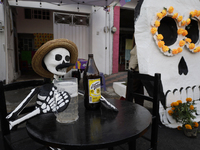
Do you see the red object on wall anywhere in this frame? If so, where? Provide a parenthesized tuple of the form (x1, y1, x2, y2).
(113, 6, 120, 74)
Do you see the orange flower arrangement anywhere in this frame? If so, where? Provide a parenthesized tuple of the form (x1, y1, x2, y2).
(189, 43, 195, 49)
(157, 12, 163, 19)
(162, 46, 169, 52)
(172, 13, 178, 19)
(177, 28, 184, 35)
(181, 20, 186, 26)
(168, 6, 174, 13)
(177, 16, 183, 22)
(151, 27, 157, 34)
(158, 41, 165, 48)
(161, 9, 167, 16)
(154, 20, 160, 27)
(168, 98, 198, 131)
(157, 34, 163, 40)
(182, 30, 188, 36)
(185, 38, 192, 43)
(186, 18, 191, 25)
(179, 40, 186, 47)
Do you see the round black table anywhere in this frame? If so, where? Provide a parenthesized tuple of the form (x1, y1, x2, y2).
(26, 99, 151, 149)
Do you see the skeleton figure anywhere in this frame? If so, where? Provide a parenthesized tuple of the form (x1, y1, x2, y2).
(6, 39, 118, 130)
(6, 39, 77, 129)
(135, 0, 200, 128)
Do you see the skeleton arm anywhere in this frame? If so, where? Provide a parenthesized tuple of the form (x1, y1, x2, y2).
(6, 87, 40, 121)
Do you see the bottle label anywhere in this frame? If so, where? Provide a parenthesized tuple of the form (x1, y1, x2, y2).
(88, 78, 101, 103)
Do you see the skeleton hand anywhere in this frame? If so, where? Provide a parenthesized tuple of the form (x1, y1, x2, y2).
(36, 86, 71, 113)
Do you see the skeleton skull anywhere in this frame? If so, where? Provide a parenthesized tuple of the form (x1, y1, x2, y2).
(135, 0, 200, 128)
(44, 48, 71, 76)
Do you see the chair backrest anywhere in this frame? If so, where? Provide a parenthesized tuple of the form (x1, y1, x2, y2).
(126, 70, 162, 150)
(0, 79, 49, 136)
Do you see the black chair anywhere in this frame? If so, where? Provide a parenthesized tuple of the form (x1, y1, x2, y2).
(0, 79, 50, 150)
(126, 70, 162, 150)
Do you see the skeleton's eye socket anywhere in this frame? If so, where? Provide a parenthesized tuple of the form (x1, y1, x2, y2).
(185, 19, 199, 43)
(65, 56, 70, 61)
(55, 54, 62, 61)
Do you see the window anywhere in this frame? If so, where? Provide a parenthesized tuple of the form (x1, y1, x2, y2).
(24, 9, 50, 20)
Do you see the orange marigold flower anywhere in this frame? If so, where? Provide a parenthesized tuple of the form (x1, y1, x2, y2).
(190, 11, 195, 17)
(177, 16, 183, 22)
(194, 10, 198, 16)
(171, 102, 174, 107)
(195, 46, 200, 52)
(168, 6, 174, 13)
(157, 34, 163, 40)
(186, 18, 191, 25)
(182, 30, 188, 36)
(172, 49, 178, 55)
(157, 12, 163, 19)
(185, 124, 192, 130)
(162, 46, 169, 52)
(154, 20, 160, 27)
(189, 43, 195, 49)
(162, 9, 167, 16)
(177, 47, 183, 53)
(177, 100, 182, 104)
(158, 41, 165, 48)
(190, 105, 194, 110)
(151, 27, 157, 34)
(173, 102, 179, 106)
(181, 20, 186, 26)
(179, 40, 185, 47)
(194, 122, 199, 128)
(185, 38, 192, 43)
(197, 10, 200, 17)
(168, 110, 173, 116)
(177, 28, 184, 35)
(177, 126, 182, 130)
(171, 107, 175, 110)
(186, 97, 192, 102)
(172, 13, 178, 19)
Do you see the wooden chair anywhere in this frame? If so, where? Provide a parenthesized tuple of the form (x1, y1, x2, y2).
(0, 79, 50, 150)
(126, 70, 162, 150)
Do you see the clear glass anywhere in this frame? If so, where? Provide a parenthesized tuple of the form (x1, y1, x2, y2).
(54, 77, 79, 123)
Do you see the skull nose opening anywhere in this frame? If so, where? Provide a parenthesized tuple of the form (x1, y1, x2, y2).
(178, 56, 188, 75)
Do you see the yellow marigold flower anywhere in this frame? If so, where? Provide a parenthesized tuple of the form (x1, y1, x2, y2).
(190, 105, 194, 110)
(177, 126, 182, 130)
(168, 110, 173, 116)
(186, 18, 191, 25)
(157, 12, 163, 19)
(154, 20, 160, 27)
(151, 27, 157, 34)
(185, 38, 191, 43)
(194, 10, 198, 16)
(157, 34, 163, 40)
(173, 102, 179, 106)
(168, 6, 174, 13)
(179, 40, 185, 47)
(189, 43, 195, 49)
(194, 122, 199, 128)
(172, 13, 178, 19)
(171, 107, 175, 110)
(190, 11, 195, 17)
(162, 9, 167, 16)
(177, 100, 182, 104)
(177, 28, 183, 35)
(181, 20, 186, 26)
(162, 46, 169, 52)
(172, 49, 178, 55)
(177, 47, 183, 53)
(186, 97, 192, 102)
(197, 10, 200, 17)
(158, 41, 165, 48)
(177, 16, 183, 22)
(182, 30, 188, 36)
(185, 124, 192, 130)
(195, 46, 200, 52)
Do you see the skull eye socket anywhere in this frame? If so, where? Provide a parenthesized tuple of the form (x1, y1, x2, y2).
(185, 19, 199, 44)
(55, 54, 62, 61)
(65, 56, 70, 61)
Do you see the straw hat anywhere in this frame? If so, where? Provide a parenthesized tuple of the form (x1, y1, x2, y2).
(32, 38, 78, 78)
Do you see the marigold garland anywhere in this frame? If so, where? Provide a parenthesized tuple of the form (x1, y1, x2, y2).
(151, 6, 200, 56)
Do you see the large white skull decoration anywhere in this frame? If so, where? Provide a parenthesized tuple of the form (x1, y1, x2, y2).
(44, 48, 70, 76)
(135, 0, 200, 128)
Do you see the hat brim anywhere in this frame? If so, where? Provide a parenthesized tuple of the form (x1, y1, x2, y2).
(32, 39, 78, 78)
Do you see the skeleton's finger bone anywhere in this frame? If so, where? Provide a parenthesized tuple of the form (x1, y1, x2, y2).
(65, 100, 69, 103)
(41, 103, 47, 109)
(36, 101, 42, 105)
(59, 102, 65, 108)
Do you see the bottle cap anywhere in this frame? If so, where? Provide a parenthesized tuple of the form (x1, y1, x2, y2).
(88, 54, 93, 57)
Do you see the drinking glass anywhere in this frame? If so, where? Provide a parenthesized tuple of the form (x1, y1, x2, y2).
(54, 77, 79, 123)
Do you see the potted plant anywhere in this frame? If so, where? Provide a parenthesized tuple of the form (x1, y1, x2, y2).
(168, 97, 199, 137)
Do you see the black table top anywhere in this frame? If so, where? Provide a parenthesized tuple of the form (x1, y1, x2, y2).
(26, 99, 151, 149)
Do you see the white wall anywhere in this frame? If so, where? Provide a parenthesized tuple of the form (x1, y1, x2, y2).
(0, 3, 6, 82)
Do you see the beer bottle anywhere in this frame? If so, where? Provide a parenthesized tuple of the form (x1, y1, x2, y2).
(83, 54, 101, 110)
